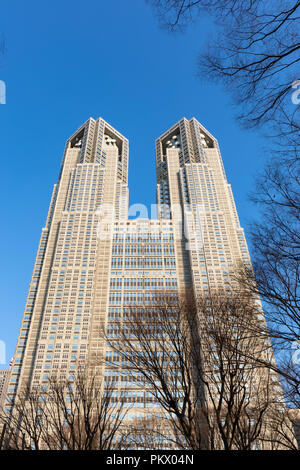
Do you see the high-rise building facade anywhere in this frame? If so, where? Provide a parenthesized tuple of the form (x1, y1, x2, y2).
(4, 117, 267, 422)
(0, 370, 10, 409)
(155, 117, 251, 294)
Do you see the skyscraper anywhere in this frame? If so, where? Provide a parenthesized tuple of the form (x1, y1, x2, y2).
(4, 117, 269, 423)
(6, 117, 129, 411)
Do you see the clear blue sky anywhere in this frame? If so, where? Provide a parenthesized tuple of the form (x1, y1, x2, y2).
(0, 0, 266, 367)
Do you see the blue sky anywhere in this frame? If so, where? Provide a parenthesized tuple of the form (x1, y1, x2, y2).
(0, 0, 266, 366)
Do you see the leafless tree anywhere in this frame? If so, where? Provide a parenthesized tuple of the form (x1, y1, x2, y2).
(194, 291, 295, 450)
(105, 291, 208, 450)
(122, 415, 177, 450)
(0, 373, 128, 450)
(262, 406, 299, 450)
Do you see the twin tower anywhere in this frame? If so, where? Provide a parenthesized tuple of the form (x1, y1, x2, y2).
(6, 117, 251, 412)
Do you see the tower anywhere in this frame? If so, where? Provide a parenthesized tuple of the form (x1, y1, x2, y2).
(6, 117, 129, 411)
(155, 117, 251, 297)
